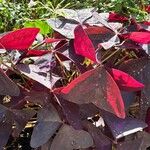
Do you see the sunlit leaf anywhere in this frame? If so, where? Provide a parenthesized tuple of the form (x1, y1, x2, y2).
(108, 68, 144, 92)
(0, 28, 39, 50)
(24, 20, 52, 35)
(74, 25, 96, 62)
(56, 66, 125, 118)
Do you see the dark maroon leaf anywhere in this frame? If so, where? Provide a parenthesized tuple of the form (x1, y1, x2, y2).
(24, 90, 50, 105)
(0, 119, 13, 150)
(12, 108, 36, 137)
(145, 107, 150, 133)
(119, 58, 150, 119)
(58, 97, 82, 129)
(85, 26, 117, 49)
(102, 111, 147, 139)
(126, 19, 141, 32)
(30, 104, 62, 148)
(74, 25, 96, 62)
(79, 103, 100, 120)
(0, 105, 13, 149)
(0, 69, 20, 96)
(121, 91, 136, 109)
(0, 28, 39, 50)
(57, 66, 125, 118)
(26, 49, 49, 57)
(83, 121, 112, 150)
(50, 124, 93, 150)
(118, 40, 142, 50)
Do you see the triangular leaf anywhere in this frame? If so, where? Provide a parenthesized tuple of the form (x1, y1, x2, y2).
(0, 69, 20, 96)
(83, 121, 112, 150)
(108, 68, 144, 92)
(30, 104, 62, 148)
(17, 53, 60, 89)
(122, 32, 150, 44)
(74, 25, 96, 62)
(102, 111, 147, 139)
(50, 124, 93, 150)
(56, 66, 125, 118)
(119, 58, 150, 119)
(0, 28, 39, 50)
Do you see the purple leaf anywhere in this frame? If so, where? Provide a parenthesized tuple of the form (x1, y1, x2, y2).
(145, 107, 150, 133)
(0, 69, 20, 96)
(12, 108, 36, 137)
(57, 66, 125, 118)
(30, 104, 62, 148)
(83, 121, 112, 150)
(116, 137, 143, 150)
(119, 58, 150, 119)
(85, 26, 117, 49)
(17, 53, 60, 89)
(102, 111, 147, 139)
(58, 97, 82, 129)
(0, 105, 13, 149)
(50, 124, 93, 150)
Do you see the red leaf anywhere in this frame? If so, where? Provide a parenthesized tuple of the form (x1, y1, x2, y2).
(74, 25, 96, 62)
(58, 67, 125, 118)
(145, 5, 150, 13)
(26, 49, 49, 57)
(142, 21, 150, 26)
(45, 38, 65, 44)
(108, 68, 144, 92)
(108, 12, 128, 23)
(122, 32, 150, 44)
(0, 28, 39, 50)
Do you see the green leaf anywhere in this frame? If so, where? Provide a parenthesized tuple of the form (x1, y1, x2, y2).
(24, 20, 52, 35)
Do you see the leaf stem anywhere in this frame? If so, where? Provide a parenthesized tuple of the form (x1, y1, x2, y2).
(101, 48, 121, 64)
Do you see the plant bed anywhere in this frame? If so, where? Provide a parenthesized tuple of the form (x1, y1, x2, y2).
(0, 7, 150, 150)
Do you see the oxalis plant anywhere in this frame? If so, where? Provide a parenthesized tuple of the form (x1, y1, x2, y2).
(1, 8, 150, 150)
